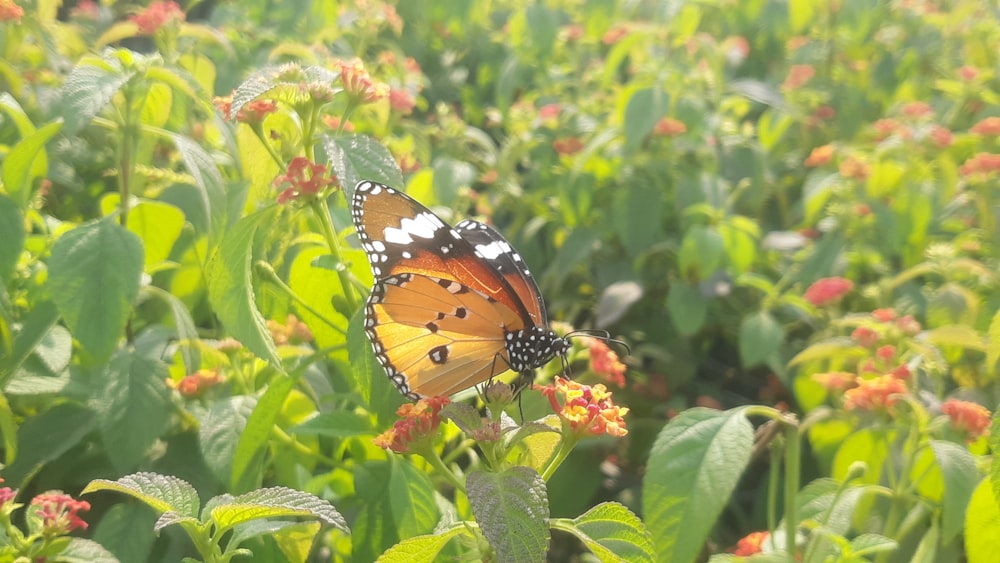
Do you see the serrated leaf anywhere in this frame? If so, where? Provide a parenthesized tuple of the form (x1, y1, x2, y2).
(2, 120, 62, 208)
(323, 134, 403, 192)
(154, 511, 199, 532)
(376, 526, 469, 562)
(231, 65, 339, 117)
(0, 300, 58, 389)
(390, 460, 440, 539)
(92, 503, 157, 563)
(83, 472, 200, 518)
(739, 310, 784, 368)
(59, 53, 135, 134)
(198, 395, 256, 484)
(849, 533, 897, 555)
(48, 217, 143, 364)
(94, 349, 171, 470)
(171, 133, 227, 239)
(467, 467, 549, 563)
(54, 537, 120, 563)
(210, 486, 348, 533)
(3, 403, 94, 488)
(550, 502, 655, 563)
(206, 208, 282, 368)
(143, 285, 200, 374)
(231, 375, 295, 492)
(931, 440, 981, 543)
(643, 408, 754, 563)
(441, 402, 486, 435)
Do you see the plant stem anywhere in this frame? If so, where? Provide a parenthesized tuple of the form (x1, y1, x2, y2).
(540, 433, 578, 481)
(310, 199, 360, 310)
(783, 419, 800, 559)
(421, 447, 466, 494)
(256, 260, 346, 335)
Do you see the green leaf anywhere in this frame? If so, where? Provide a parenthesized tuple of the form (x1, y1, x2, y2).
(232, 375, 295, 493)
(198, 395, 257, 484)
(288, 245, 349, 350)
(550, 502, 655, 563)
(542, 227, 599, 290)
(594, 281, 643, 329)
(171, 133, 228, 239)
(678, 225, 724, 280)
(323, 134, 403, 194)
(849, 533, 898, 556)
(467, 466, 549, 563)
(643, 408, 754, 563)
(0, 300, 59, 388)
(3, 403, 94, 487)
(832, 429, 889, 485)
(666, 283, 707, 337)
(390, 460, 440, 539)
(209, 487, 348, 533)
(54, 538, 120, 563)
(925, 325, 986, 352)
(612, 181, 663, 257)
(2, 120, 62, 209)
(59, 53, 135, 134)
(94, 349, 171, 470)
(965, 478, 1000, 563)
(290, 411, 375, 438)
(48, 217, 143, 364)
(931, 440, 981, 543)
(788, 0, 816, 33)
(0, 194, 24, 282)
(91, 503, 157, 563)
(101, 197, 185, 268)
(623, 87, 669, 152)
(992, 411, 1000, 512)
(376, 526, 469, 562)
(83, 472, 201, 519)
(739, 311, 784, 368)
(207, 207, 282, 368)
(143, 285, 200, 374)
(0, 394, 15, 465)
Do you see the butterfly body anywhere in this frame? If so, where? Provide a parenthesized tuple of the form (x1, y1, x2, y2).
(352, 180, 568, 400)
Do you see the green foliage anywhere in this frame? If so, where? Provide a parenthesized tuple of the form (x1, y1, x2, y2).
(1, 0, 999, 560)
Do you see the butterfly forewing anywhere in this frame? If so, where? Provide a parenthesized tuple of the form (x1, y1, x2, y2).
(455, 219, 547, 327)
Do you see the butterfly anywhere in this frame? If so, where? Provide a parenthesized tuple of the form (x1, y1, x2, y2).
(351, 180, 570, 400)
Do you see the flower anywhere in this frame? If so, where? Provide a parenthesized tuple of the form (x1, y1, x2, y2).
(538, 103, 561, 123)
(338, 58, 389, 104)
(843, 374, 907, 413)
(941, 399, 991, 441)
(539, 377, 629, 437)
(217, 337, 243, 353)
(0, 0, 25, 23)
(959, 65, 979, 81)
(722, 36, 750, 62)
(602, 24, 629, 45)
(732, 531, 769, 556)
(322, 115, 356, 132)
(804, 144, 834, 167)
(238, 99, 278, 125)
(374, 396, 450, 453)
(389, 88, 416, 114)
(873, 118, 910, 140)
(0, 485, 16, 509)
(872, 308, 896, 322)
(782, 64, 815, 90)
(971, 116, 1000, 136)
(561, 24, 584, 42)
(267, 313, 314, 344)
(786, 36, 809, 52)
(876, 345, 896, 360)
(927, 125, 953, 147)
(839, 157, 871, 181)
(130, 1, 184, 35)
(398, 153, 421, 174)
(804, 277, 853, 306)
(851, 326, 880, 348)
(588, 339, 626, 388)
(653, 117, 687, 137)
(959, 153, 1000, 177)
(272, 158, 338, 204)
(896, 314, 921, 335)
(813, 371, 857, 393)
(31, 493, 91, 535)
(813, 105, 836, 121)
(553, 136, 584, 155)
(213, 95, 233, 120)
(901, 101, 933, 119)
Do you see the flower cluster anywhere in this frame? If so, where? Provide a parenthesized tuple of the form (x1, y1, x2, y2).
(272, 158, 339, 204)
(168, 368, 223, 398)
(588, 339, 627, 388)
(31, 492, 91, 535)
(338, 58, 389, 104)
(653, 117, 687, 137)
(267, 313, 314, 345)
(804, 144, 834, 167)
(843, 374, 907, 413)
(0, 0, 24, 23)
(732, 530, 769, 556)
(803, 277, 853, 307)
(941, 399, 991, 441)
(959, 152, 1000, 177)
(130, 0, 184, 36)
(782, 64, 815, 90)
(539, 377, 629, 437)
(553, 137, 584, 155)
(374, 396, 451, 454)
(212, 95, 279, 124)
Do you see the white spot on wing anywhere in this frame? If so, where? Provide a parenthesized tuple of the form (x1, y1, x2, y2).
(476, 240, 512, 260)
(383, 212, 444, 245)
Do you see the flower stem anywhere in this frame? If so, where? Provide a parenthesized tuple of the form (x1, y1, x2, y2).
(540, 433, 578, 481)
(310, 199, 360, 310)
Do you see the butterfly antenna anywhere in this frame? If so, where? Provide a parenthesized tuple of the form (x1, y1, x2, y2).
(564, 329, 632, 357)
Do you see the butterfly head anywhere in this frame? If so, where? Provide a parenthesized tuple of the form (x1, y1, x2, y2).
(505, 326, 571, 376)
